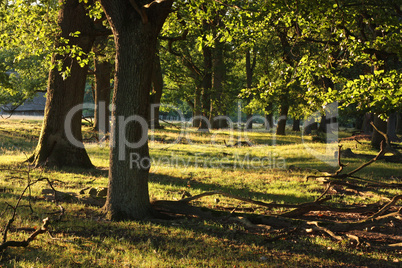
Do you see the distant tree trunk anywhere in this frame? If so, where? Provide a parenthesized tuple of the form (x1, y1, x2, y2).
(93, 58, 112, 134)
(387, 112, 398, 141)
(361, 112, 373, 134)
(318, 115, 327, 133)
(397, 111, 402, 135)
(303, 121, 318, 135)
(99, 0, 173, 220)
(276, 104, 289, 135)
(371, 115, 388, 148)
(292, 119, 300, 131)
(211, 40, 227, 129)
(245, 49, 256, 130)
(245, 114, 253, 130)
(264, 104, 273, 130)
(193, 87, 202, 127)
(199, 45, 212, 132)
(30, 0, 95, 168)
(149, 48, 163, 129)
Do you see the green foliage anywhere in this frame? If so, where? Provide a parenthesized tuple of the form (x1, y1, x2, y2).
(0, 50, 48, 108)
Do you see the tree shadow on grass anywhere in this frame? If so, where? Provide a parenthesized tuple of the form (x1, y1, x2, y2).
(149, 172, 312, 205)
(1, 215, 398, 267)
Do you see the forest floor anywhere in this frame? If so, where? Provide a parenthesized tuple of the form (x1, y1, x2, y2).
(0, 119, 401, 267)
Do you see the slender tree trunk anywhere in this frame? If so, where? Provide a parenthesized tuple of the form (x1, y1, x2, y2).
(245, 49, 256, 130)
(211, 40, 227, 129)
(264, 104, 274, 130)
(30, 0, 95, 168)
(99, 0, 173, 220)
(199, 45, 212, 131)
(276, 104, 289, 135)
(93, 57, 113, 135)
(149, 47, 164, 129)
(371, 115, 388, 148)
(193, 87, 202, 127)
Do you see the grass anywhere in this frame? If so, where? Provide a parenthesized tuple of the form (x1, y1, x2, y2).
(0, 119, 401, 267)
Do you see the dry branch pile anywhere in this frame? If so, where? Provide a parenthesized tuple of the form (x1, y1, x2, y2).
(153, 139, 402, 250)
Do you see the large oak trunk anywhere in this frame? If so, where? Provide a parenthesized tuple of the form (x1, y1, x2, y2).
(99, 0, 172, 220)
(30, 0, 95, 168)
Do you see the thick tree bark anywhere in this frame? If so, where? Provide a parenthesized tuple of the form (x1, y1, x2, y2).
(99, 0, 173, 220)
(276, 104, 289, 135)
(149, 48, 164, 129)
(30, 0, 95, 168)
(371, 115, 388, 148)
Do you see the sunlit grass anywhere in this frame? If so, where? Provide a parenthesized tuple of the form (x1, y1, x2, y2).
(1, 119, 401, 267)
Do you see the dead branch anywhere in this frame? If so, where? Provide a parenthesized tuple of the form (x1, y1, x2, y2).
(179, 191, 299, 209)
(307, 221, 343, 241)
(160, 119, 181, 129)
(363, 195, 402, 221)
(370, 121, 402, 157)
(306, 140, 387, 185)
(0, 218, 49, 251)
(0, 168, 64, 252)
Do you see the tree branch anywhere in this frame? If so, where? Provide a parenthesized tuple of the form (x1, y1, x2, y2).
(128, 0, 148, 24)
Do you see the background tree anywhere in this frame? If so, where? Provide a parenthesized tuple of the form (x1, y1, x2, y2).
(29, 0, 97, 167)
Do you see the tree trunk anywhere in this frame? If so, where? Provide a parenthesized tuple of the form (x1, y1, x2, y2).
(93, 57, 113, 135)
(397, 111, 402, 135)
(387, 112, 398, 141)
(149, 47, 164, 129)
(245, 49, 256, 130)
(276, 104, 289, 135)
(361, 112, 373, 134)
(292, 119, 300, 131)
(30, 0, 95, 168)
(99, 0, 172, 220)
(264, 104, 274, 130)
(318, 115, 327, 133)
(193, 87, 202, 127)
(199, 44, 212, 132)
(211, 40, 227, 129)
(371, 115, 388, 148)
